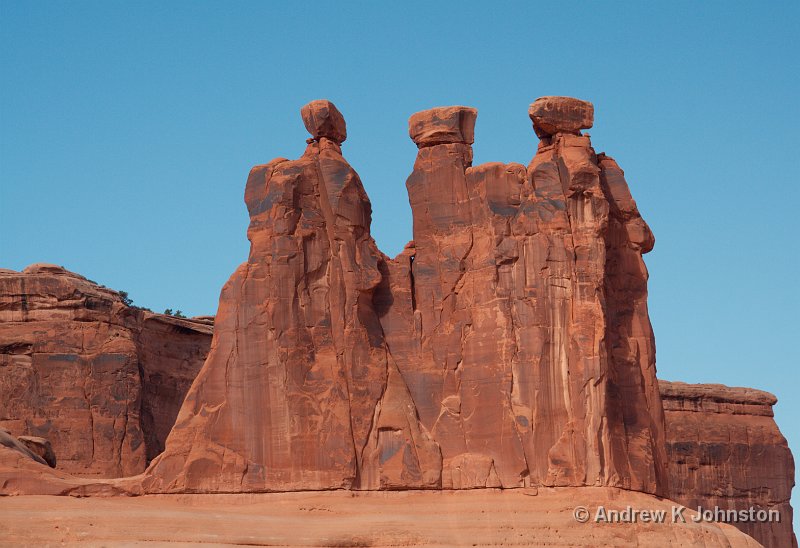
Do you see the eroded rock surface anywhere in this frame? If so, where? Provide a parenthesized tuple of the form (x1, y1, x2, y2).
(0, 265, 212, 477)
(662, 380, 797, 548)
(528, 96, 594, 139)
(0, 488, 761, 547)
(408, 106, 477, 147)
(17, 435, 56, 468)
(136, 313, 214, 463)
(1, 428, 48, 467)
(382, 103, 667, 494)
(0, 435, 137, 496)
(301, 99, 347, 144)
(0, 96, 795, 546)
(144, 101, 441, 493)
(143, 97, 669, 496)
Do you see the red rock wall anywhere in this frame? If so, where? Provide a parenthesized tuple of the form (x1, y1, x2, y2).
(142, 98, 669, 495)
(135, 314, 214, 462)
(144, 101, 441, 492)
(0, 264, 212, 477)
(1, 103, 795, 547)
(380, 103, 668, 493)
(662, 380, 796, 548)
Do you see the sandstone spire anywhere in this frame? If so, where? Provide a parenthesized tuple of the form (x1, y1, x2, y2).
(141, 98, 669, 496)
(143, 101, 440, 492)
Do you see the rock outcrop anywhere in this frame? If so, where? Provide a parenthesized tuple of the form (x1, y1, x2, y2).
(0, 264, 212, 477)
(142, 98, 669, 496)
(143, 100, 441, 492)
(378, 103, 667, 493)
(135, 310, 214, 463)
(16, 435, 56, 468)
(1, 98, 794, 546)
(0, 431, 136, 496)
(661, 380, 797, 548)
(1, 427, 49, 467)
(528, 96, 594, 139)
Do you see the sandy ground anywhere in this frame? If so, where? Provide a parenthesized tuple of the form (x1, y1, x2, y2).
(0, 487, 759, 547)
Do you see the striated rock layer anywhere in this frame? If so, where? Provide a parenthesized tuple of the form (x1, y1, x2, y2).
(143, 97, 669, 496)
(0, 264, 212, 477)
(661, 380, 797, 548)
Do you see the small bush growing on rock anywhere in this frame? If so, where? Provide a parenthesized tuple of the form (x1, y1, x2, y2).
(118, 291, 134, 307)
(162, 308, 187, 318)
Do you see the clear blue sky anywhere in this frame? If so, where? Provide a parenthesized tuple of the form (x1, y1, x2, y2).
(1, 1, 797, 525)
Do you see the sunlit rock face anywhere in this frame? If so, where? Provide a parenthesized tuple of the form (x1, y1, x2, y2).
(142, 98, 669, 497)
(381, 102, 666, 493)
(0, 264, 212, 477)
(661, 381, 797, 548)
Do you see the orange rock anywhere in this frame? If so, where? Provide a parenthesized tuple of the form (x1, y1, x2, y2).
(0, 438, 137, 496)
(408, 106, 477, 147)
(0, 97, 795, 546)
(661, 380, 797, 548)
(384, 103, 668, 494)
(528, 95, 594, 138)
(16, 436, 56, 468)
(300, 99, 347, 144)
(1, 428, 47, 467)
(143, 100, 440, 493)
(0, 265, 212, 477)
(141, 99, 669, 497)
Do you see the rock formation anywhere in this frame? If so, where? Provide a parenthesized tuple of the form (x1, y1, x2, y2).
(528, 96, 594, 139)
(0, 264, 212, 477)
(0, 97, 795, 547)
(661, 380, 797, 548)
(378, 98, 667, 493)
(0, 427, 135, 495)
(16, 435, 56, 468)
(1, 427, 50, 468)
(135, 310, 213, 463)
(142, 100, 441, 492)
(142, 97, 669, 496)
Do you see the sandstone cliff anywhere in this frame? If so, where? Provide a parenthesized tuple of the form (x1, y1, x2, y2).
(0, 98, 795, 547)
(142, 97, 669, 496)
(661, 380, 797, 548)
(379, 98, 667, 493)
(0, 264, 212, 477)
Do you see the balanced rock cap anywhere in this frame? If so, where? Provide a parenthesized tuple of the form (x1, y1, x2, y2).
(301, 100, 347, 144)
(409, 106, 477, 147)
(528, 96, 594, 138)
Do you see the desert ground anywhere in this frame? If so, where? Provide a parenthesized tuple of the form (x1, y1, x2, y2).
(0, 487, 758, 547)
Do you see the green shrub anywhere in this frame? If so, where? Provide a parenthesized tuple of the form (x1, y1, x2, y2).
(118, 291, 134, 307)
